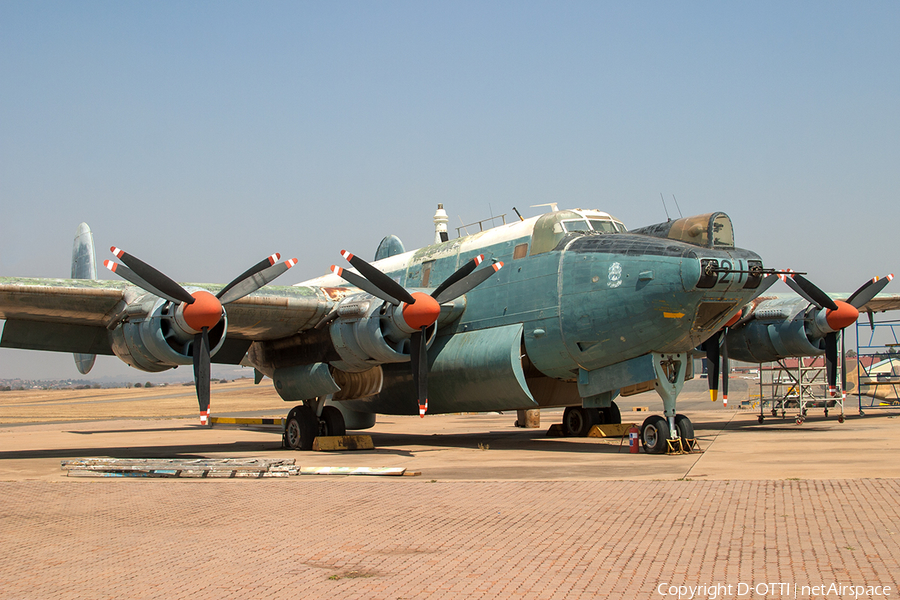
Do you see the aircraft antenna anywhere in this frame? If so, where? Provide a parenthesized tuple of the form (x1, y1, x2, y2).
(660, 193, 671, 222)
(672, 194, 683, 218)
(512, 207, 524, 221)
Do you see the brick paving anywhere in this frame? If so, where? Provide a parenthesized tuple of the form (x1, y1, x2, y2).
(1, 479, 898, 599)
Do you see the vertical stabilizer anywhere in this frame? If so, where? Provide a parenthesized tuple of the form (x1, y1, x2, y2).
(72, 223, 97, 374)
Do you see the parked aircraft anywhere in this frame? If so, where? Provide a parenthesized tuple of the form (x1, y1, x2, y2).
(1, 208, 896, 453)
(704, 273, 899, 405)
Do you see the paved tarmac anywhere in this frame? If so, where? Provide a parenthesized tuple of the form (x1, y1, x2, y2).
(1, 379, 899, 599)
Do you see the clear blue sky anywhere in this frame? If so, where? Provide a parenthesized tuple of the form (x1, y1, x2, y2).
(1, 1, 898, 380)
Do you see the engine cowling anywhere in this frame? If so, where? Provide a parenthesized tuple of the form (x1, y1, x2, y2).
(108, 291, 227, 372)
(328, 294, 439, 372)
(725, 301, 824, 364)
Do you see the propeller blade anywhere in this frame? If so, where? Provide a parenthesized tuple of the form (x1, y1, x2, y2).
(331, 265, 401, 305)
(750, 274, 779, 300)
(789, 273, 838, 311)
(840, 333, 848, 400)
(410, 328, 429, 417)
(430, 254, 484, 300)
(111, 247, 195, 304)
(824, 332, 838, 396)
(217, 253, 280, 301)
(721, 334, 730, 407)
(703, 333, 721, 402)
(103, 260, 186, 304)
(217, 258, 297, 305)
(341, 250, 415, 305)
(193, 328, 211, 426)
(846, 274, 893, 309)
(433, 261, 503, 305)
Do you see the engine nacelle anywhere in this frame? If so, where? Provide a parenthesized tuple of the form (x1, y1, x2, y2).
(108, 293, 227, 372)
(328, 294, 437, 372)
(725, 301, 824, 363)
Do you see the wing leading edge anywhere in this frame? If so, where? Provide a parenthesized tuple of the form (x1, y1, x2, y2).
(0, 277, 331, 363)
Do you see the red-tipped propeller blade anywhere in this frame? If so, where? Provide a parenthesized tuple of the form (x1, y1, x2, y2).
(340, 250, 415, 305)
(217, 257, 297, 305)
(110, 247, 196, 305)
(217, 253, 280, 301)
(433, 261, 503, 305)
(430, 254, 484, 300)
(410, 328, 429, 417)
(847, 274, 893, 309)
(103, 260, 187, 305)
(721, 334, 730, 407)
(783, 272, 838, 311)
(825, 332, 838, 396)
(331, 265, 402, 305)
(193, 327, 211, 426)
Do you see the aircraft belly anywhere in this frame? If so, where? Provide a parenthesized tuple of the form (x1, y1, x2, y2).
(340, 324, 536, 415)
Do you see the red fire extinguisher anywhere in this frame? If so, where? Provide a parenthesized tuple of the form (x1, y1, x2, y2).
(628, 425, 640, 453)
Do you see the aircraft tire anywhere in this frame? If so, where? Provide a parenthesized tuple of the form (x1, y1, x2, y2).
(601, 401, 622, 425)
(321, 406, 346, 436)
(674, 414, 694, 442)
(284, 405, 317, 451)
(563, 407, 599, 437)
(641, 415, 670, 454)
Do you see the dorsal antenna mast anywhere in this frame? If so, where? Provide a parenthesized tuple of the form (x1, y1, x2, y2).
(672, 194, 683, 219)
(660, 193, 671, 222)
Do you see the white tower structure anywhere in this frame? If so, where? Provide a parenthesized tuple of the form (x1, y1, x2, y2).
(433, 204, 449, 244)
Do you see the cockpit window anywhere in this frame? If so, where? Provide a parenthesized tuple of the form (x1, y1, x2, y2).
(589, 220, 619, 233)
(530, 210, 627, 255)
(562, 220, 591, 232)
(711, 213, 734, 248)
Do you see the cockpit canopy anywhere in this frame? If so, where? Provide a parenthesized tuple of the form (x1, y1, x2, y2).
(630, 212, 735, 249)
(530, 209, 627, 255)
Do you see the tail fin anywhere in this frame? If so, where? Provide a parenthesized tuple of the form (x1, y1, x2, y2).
(71, 222, 97, 375)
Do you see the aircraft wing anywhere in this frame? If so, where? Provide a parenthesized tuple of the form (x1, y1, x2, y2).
(0, 277, 332, 358)
(753, 291, 900, 314)
(850, 294, 900, 314)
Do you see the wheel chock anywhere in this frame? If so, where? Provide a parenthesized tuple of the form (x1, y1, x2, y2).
(546, 423, 566, 437)
(664, 437, 699, 454)
(587, 423, 637, 438)
(311, 435, 374, 451)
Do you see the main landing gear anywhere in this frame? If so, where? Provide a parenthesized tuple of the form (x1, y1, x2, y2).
(640, 352, 696, 454)
(283, 400, 346, 450)
(562, 402, 622, 437)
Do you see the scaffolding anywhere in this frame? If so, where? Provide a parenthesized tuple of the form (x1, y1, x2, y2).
(754, 357, 843, 425)
(853, 317, 900, 414)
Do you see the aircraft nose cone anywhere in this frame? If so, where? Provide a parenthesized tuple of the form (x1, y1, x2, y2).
(402, 292, 441, 330)
(825, 300, 859, 331)
(182, 290, 223, 331)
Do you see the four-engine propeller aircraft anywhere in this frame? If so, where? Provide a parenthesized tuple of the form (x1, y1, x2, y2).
(1, 208, 897, 453)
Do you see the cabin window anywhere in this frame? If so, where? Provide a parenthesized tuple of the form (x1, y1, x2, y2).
(513, 243, 528, 259)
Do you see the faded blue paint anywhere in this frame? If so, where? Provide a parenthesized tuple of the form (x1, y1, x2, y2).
(342, 323, 535, 415)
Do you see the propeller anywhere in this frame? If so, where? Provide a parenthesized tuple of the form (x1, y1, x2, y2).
(703, 313, 740, 403)
(703, 274, 779, 403)
(332, 251, 502, 417)
(781, 272, 893, 396)
(104, 247, 297, 425)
